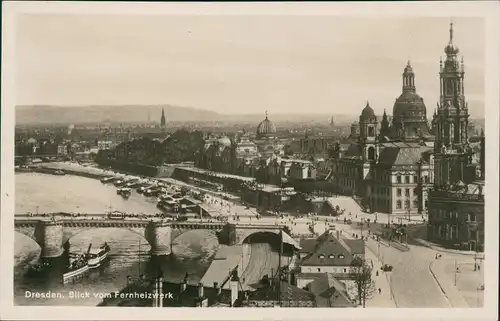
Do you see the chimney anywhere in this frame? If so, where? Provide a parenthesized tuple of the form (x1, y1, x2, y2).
(214, 282, 221, 295)
(198, 282, 204, 298)
(153, 272, 164, 308)
(180, 273, 188, 292)
(230, 270, 239, 307)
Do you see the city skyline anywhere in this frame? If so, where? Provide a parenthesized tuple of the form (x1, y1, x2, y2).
(16, 15, 485, 117)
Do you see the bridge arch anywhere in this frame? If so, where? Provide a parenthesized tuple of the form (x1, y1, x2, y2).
(15, 229, 42, 252)
(62, 226, 149, 250)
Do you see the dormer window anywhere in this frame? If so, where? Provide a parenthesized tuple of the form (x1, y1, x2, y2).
(328, 254, 334, 259)
(338, 254, 345, 259)
(319, 254, 325, 259)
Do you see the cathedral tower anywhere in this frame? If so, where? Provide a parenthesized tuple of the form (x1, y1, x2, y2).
(433, 22, 474, 186)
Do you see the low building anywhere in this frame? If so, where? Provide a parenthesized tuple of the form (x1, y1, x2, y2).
(306, 273, 356, 308)
(427, 180, 484, 251)
(295, 229, 365, 295)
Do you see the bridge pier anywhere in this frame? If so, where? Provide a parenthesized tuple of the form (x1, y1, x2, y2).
(145, 221, 172, 256)
(36, 220, 65, 259)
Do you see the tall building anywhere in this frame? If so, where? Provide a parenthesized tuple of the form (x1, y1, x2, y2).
(160, 108, 166, 129)
(427, 22, 485, 251)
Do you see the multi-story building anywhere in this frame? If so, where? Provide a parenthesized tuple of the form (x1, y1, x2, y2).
(426, 23, 485, 251)
(329, 99, 434, 214)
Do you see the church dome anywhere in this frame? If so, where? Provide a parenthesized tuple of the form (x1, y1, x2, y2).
(360, 101, 376, 121)
(256, 112, 277, 137)
(393, 91, 427, 121)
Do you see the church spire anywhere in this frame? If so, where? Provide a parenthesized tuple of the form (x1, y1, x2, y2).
(160, 108, 166, 129)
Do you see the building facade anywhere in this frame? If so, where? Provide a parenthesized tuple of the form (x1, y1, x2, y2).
(426, 23, 485, 251)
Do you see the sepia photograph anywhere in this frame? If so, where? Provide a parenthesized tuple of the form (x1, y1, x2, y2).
(1, 2, 499, 321)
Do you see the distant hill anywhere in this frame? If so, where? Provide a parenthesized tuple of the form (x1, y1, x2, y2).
(15, 105, 224, 125)
(15, 105, 358, 126)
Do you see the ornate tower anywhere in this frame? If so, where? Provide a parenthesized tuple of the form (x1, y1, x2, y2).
(358, 101, 378, 162)
(391, 61, 432, 141)
(160, 108, 166, 129)
(379, 109, 391, 140)
(433, 22, 474, 186)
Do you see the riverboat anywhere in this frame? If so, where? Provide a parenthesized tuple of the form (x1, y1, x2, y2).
(100, 176, 114, 183)
(62, 245, 92, 284)
(144, 187, 161, 197)
(54, 170, 66, 176)
(88, 243, 111, 268)
(117, 187, 131, 198)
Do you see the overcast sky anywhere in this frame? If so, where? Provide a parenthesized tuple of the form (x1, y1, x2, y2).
(15, 15, 484, 117)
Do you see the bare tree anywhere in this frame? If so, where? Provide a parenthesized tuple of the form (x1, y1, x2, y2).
(350, 256, 376, 308)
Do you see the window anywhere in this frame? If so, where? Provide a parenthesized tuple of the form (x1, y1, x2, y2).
(405, 176, 410, 184)
(368, 126, 375, 137)
(413, 188, 418, 196)
(319, 254, 325, 259)
(397, 188, 402, 197)
(405, 188, 410, 197)
(328, 254, 334, 259)
(468, 213, 476, 222)
(396, 200, 402, 209)
(396, 175, 402, 184)
(424, 175, 429, 184)
(338, 254, 345, 259)
(343, 268, 347, 273)
(317, 268, 321, 272)
(413, 200, 418, 208)
(413, 175, 418, 183)
(404, 200, 410, 209)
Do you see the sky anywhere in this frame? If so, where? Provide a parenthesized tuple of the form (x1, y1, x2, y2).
(15, 14, 485, 117)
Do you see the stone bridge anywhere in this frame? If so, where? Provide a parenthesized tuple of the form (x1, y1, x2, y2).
(14, 217, 286, 259)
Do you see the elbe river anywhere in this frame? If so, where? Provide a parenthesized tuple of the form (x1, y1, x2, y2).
(14, 173, 220, 306)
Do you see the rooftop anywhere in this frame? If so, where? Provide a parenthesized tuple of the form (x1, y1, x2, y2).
(300, 232, 365, 267)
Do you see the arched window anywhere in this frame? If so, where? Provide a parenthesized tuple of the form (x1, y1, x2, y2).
(368, 126, 375, 137)
(396, 200, 402, 209)
(367, 147, 376, 161)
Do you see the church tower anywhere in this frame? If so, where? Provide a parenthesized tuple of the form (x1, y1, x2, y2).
(358, 101, 378, 162)
(160, 108, 166, 129)
(433, 22, 475, 186)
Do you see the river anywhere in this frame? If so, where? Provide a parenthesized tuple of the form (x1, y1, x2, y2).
(14, 173, 220, 306)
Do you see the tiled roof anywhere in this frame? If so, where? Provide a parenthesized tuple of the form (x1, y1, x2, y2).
(377, 146, 431, 166)
(246, 280, 316, 302)
(308, 273, 355, 308)
(301, 233, 358, 266)
(344, 239, 365, 255)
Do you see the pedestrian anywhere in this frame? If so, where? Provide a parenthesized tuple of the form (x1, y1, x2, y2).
(477, 264, 481, 271)
(378, 288, 381, 294)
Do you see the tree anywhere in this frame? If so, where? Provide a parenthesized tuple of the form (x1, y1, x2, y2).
(350, 256, 376, 308)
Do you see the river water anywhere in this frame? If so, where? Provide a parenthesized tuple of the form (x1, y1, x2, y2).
(14, 173, 220, 306)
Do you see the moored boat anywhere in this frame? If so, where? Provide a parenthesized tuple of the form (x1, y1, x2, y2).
(117, 187, 131, 198)
(54, 170, 66, 176)
(88, 243, 111, 268)
(100, 176, 114, 183)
